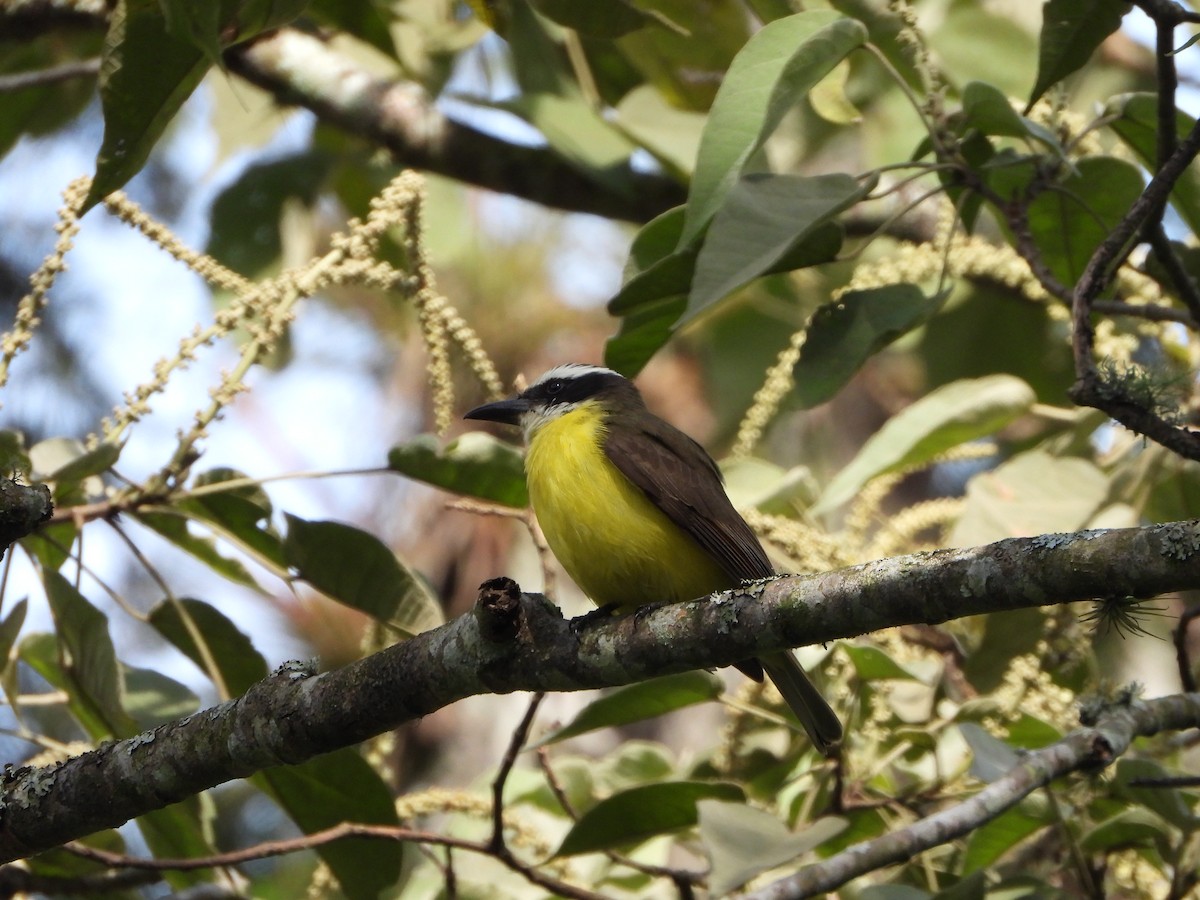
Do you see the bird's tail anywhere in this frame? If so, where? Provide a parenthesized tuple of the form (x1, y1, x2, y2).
(759, 651, 843, 757)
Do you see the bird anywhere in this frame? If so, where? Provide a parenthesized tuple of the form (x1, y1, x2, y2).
(464, 363, 842, 755)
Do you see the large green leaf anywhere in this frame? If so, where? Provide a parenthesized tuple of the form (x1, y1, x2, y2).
(136, 511, 263, 591)
(1081, 807, 1175, 852)
(537, 672, 723, 745)
(604, 295, 686, 377)
(123, 665, 198, 728)
(1113, 758, 1200, 831)
(962, 804, 1048, 873)
(149, 598, 269, 696)
(529, 0, 648, 39)
(284, 516, 443, 637)
(206, 150, 333, 278)
(42, 569, 134, 738)
(256, 750, 403, 900)
(791, 283, 942, 410)
(949, 450, 1109, 546)
(814, 375, 1036, 514)
(555, 781, 744, 856)
(700, 801, 846, 896)
(961, 81, 1061, 150)
(681, 11, 867, 246)
(1028, 0, 1132, 108)
(177, 468, 285, 570)
(388, 432, 528, 508)
(84, 0, 212, 210)
(1025, 156, 1144, 286)
(1106, 93, 1200, 236)
(686, 173, 860, 319)
(961, 608, 1048, 695)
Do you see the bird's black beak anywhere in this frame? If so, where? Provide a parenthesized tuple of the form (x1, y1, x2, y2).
(463, 397, 530, 426)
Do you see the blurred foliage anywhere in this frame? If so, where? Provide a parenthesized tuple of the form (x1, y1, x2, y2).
(1, 0, 1200, 898)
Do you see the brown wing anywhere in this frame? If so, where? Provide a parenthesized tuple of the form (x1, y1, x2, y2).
(603, 414, 774, 582)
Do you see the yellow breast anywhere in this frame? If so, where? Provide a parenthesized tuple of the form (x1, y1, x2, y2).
(524, 402, 730, 610)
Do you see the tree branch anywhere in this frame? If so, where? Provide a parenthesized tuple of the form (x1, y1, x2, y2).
(223, 29, 686, 223)
(744, 692, 1200, 900)
(3, 522, 1200, 862)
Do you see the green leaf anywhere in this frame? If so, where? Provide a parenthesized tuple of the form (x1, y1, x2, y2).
(791, 283, 942, 410)
(681, 11, 867, 245)
(538, 672, 724, 745)
(31, 438, 119, 486)
(814, 375, 1036, 514)
(284, 516, 443, 637)
(206, 150, 333, 278)
(555, 781, 744, 856)
(1114, 758, 1200, 830)
(177, 468, 285, 570)
(0, 599, 27, 713)
(949, 451, 1109, 546)
(686, 173, 860, 318)
(529, 0, 648, 37)
(149, 598, 269, 696)
(962, 805, 1048, 873)
(611, 204, 692, 313)
(137, 795, 220, 890)
(1028, 0, 1132, 108)
(388, 432, 528, 508)
(42, 569, 134, 738)
(136, 511, 263, 591)
(961, 609, 1048, 695)
(1024, 156, 1144, 286)
(843, 644, 920, 681)
(1081, 807, 1174, 852)
(959, 722, 1019, 783)
(256, 750, 403, 900)
(699, 801, 846, 896)
(84, 0, 213, 210)
(961, 81, 1061, 150)
(1107, 93, 1200, 236)
(123, 665, 199, 728)
(604, 295, 686, 377)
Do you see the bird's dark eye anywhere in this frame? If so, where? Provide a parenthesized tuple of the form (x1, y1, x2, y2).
(544, 379, 564, 395)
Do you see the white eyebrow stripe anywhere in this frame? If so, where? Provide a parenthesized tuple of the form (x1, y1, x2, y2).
(531, 363, 622, 386)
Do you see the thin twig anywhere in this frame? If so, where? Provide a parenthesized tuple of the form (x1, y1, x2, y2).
(489, 692, 544, 853)
(64, 821, 608, 900)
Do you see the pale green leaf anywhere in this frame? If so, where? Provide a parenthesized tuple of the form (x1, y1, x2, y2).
(815, 376, 1036, 514)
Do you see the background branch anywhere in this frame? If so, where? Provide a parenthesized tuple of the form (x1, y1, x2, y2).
(746, 693, 1200, 900)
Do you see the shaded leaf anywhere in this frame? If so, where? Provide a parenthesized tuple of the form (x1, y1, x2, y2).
(136, 511, 263, 591)
(1025, 156, 1144, 286)
(256, 750, 403, 900)
(1114, 758, 1199, 830)
(530, 0, 648, 38)
(388, 432, 528, 508)
(84, 0, 212, 209)
(843, 644, 920, 681)
(1107, 93, 1200, 236)
(962, 608, 1047, 695)
(30, 438, 118, 486)
(0, 599, 28, 714)
(177, 468, 285, 569)
(284, 516, 443, 637)
(682, 11, 867, 245)
(791, 284, 942, 410)
(1028, 0, 1132, 108)
(136, 796, 220, 891)
(687, 173, 860, 319)
(962, 805, 1047, 873)
(206, 150, 333, 278)
(42, 569, 134, 738)
(123, 665, 198, 728)
(604, 295, 686, 377)
(149, 598, 268, 696)
(815, 376, 1036, 514)
(556, 781, 744, 856)
(699, 801, 846, 896)
(538, 672, 723, 745)
(1081, 807, 1174, 852)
